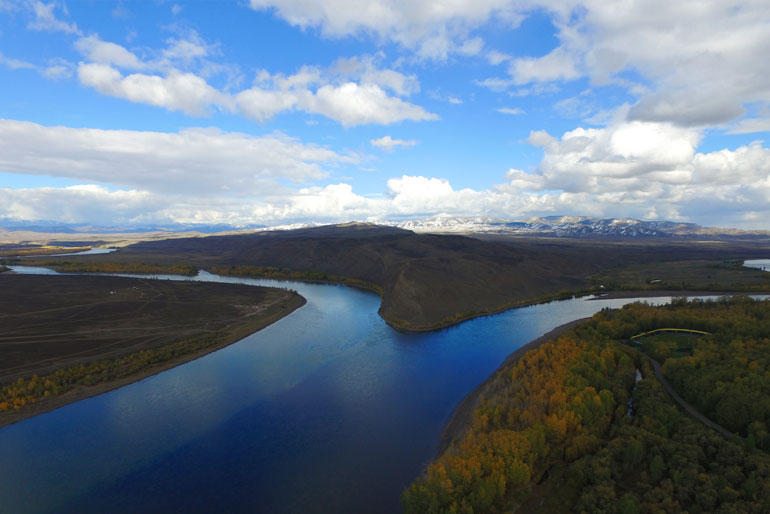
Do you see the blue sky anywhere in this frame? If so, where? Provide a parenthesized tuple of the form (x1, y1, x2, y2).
(1, 0, 769, 228)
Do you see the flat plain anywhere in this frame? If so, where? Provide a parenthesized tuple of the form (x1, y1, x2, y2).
(0, 273, 305, 425)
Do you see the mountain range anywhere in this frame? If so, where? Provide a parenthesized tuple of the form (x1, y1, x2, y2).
(384, 215, 770, 240)
(2, 215, 769, 241)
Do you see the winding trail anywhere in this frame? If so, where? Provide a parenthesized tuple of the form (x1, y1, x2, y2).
(645, 355, 736, 440)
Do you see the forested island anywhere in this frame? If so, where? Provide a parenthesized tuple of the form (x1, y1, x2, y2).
(404, 297, 770, 513)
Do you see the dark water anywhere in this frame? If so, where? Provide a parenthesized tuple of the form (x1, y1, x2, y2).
(1, 269, 692, 513)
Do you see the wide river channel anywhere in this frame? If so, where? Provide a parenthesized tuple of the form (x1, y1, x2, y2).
(0, 267, 749, 513)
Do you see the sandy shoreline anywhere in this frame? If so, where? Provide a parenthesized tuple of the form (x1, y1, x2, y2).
(0, 295, 306, 430)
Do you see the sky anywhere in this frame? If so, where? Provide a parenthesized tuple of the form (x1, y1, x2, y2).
(0, 0, 769, 229)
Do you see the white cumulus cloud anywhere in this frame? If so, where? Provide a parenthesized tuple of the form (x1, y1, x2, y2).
(78, 63, 231, 116)
(0, 119, 352, 196)
(71, 33, 436, 126)
(304, 82, 437, 126)
(247, 0, 521, 60)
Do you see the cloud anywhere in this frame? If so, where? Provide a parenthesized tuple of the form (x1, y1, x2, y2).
(235, 88, 299, 123)
(578, 0, 770, 127)
(726, 117, 770, 135)
(71, 33, 436, 125)
(247, 0, 521, 60)
(330, 54, 419, 96)
(0, 185, 161, 225)
(0, 119, 353, 196)
(161, 31, 217, 66)
(42, 62, 73, 79)
(370, 135, 417, 152)
(497, 107, 523, 115)
(235, 76, 437, 126)
(522, 118, 701, 194)
(77, 63, 230, 116)
(508, 48, 580, 85)
(4, 149, 770, 227)
(75, 35, 145, 70)
(0, 51, 36, 70)
(416, 0, 770, 130)
(28, 1, 80, 35)
(303, 82, 437, 126)
(486, 49, 510, 65)
(496, 118, 770, 227)
(0, 50, 73, 80)
(235, 62, 436, 125)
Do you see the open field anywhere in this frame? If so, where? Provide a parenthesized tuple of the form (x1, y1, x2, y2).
(0, 274, 305, 426)
(590, 259, 770, 292)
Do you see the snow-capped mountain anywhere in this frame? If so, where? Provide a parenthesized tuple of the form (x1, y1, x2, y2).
(379, 215, 770, 239)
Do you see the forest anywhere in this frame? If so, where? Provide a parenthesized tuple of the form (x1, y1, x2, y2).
(403, 297, 770, 513)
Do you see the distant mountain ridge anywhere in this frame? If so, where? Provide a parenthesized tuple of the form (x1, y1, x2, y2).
(2, 215, 768, 240)
(382, 215, 770, 240)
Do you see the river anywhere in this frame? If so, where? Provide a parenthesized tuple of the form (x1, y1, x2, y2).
(0, 268, 732, 513)
(745, 259, 770, 272)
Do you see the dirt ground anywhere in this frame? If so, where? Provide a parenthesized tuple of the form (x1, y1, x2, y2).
(0, 274, 303, 385)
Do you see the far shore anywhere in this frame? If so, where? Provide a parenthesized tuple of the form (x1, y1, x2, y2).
(0, 295, 306, 430)
(589, 289, 770, 300)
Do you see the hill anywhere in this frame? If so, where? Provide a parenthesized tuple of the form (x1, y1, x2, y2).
(57, 222, 770, 331)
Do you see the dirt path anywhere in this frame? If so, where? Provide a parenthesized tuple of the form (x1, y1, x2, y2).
(646, 355, 736, 440)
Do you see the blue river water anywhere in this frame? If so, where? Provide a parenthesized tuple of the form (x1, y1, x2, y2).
(0, 268, 732, 513)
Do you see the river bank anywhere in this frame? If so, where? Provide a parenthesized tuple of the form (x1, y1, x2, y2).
(0, 274, 306, 429)
(438, 316, 592, 455)
(591, 288, 770, 300)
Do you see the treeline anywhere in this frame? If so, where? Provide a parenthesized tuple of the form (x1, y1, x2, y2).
(0, 246, 91, 257)
(210, 264, 384, 295)
(23, 260, 198, 276)
(403, 298, 770, 513)
(0, 331, 223, 411)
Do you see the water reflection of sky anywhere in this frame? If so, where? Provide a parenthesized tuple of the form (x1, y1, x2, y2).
(1, 268, 767, 513)
(744, 259, 770, 272)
